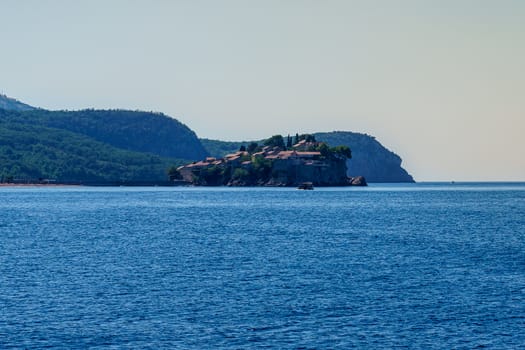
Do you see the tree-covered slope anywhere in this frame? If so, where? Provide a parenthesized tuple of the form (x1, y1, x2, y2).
(314, 131, 414, 182)
(199, 138, 245, 158)
(0, 94, 36, 111)
(0, 121, 182, 183)
(1, 109, 208, 161)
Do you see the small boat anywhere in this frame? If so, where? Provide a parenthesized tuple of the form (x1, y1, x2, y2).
(297, 182, 314, 190)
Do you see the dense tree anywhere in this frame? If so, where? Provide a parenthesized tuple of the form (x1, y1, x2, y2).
(331, 145, 352, 159)
(305, 134, 316, 142)
(232, 168, 249, 181)
(247, 142, 259, 154)
(263, 134, 285, 149)
(201, 166, 223, 185)
(0, 108, 208, 161)
(167, 166, 182, 180)
(252, 157, 272, 181)
(314, 143, 352, 160)
(294, 133, 299, 145)
(317, 143, 331, 158)
(286, 134, 292, 149)
(0, 116, 184, 183)
(200, 139, 245, 158)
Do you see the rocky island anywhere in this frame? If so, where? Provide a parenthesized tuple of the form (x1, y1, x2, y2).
(174, 134, 366, 187)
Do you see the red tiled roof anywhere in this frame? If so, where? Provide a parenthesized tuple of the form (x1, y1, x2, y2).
(276, 151, 297, 159)
(185, 161, 210, 168)
(225, 151, 249, 159)
(296, 151, 321, 156)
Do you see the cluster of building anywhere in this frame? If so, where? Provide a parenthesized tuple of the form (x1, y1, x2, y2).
(178, 141, 317, 178)
(177, 139, 349, 186)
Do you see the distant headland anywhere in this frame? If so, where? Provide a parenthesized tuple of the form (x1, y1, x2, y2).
(0, 94, 413, 185)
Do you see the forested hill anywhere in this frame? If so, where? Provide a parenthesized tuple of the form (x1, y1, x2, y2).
(200, 138, 250, 159)
(0, 94, 36, 111)
(1, 109, 208, 161)
(0, 120, 180, 183)
(0, 107, 206, 183)
(200, 132, 414, 183)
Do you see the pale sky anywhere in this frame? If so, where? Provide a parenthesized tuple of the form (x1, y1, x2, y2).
(1, 0, 524, 181)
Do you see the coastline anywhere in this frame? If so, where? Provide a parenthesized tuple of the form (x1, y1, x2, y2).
(0, 183, 82, 187)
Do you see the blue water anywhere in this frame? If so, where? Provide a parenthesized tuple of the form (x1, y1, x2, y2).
(0, 183, 524, 348)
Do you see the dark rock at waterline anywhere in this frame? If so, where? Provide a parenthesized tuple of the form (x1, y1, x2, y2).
(349, 176, 367, 186)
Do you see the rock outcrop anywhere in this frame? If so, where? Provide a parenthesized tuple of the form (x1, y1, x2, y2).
(315, 131, 414, 182)
(349, 176, 367, 186)
(177, 142, 354, 187)
(269, 156, 349, 186)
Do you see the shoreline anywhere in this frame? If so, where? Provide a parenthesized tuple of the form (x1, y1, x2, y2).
(0, 183, 82, 187)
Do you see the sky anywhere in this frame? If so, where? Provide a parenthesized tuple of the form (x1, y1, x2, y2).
(1, 0, 524, 181)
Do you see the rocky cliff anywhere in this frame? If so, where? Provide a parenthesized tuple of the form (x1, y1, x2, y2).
(314, 131, 414, 182)
(268, 156, 349, 186)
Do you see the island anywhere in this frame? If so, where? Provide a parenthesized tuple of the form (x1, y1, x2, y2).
(173, 134, 367, 187)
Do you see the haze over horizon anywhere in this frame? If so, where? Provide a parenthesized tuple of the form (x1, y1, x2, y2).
(1, 0, 523, 182)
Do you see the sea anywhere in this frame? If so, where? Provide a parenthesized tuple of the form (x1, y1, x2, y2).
(0, 183, 524, 349)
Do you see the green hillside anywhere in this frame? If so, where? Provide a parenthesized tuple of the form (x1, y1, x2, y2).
(199, 138, 245, 158)
(0, 120, 182, 183)
(1, 108, 208, 160)
(0, 94, 36, 111)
